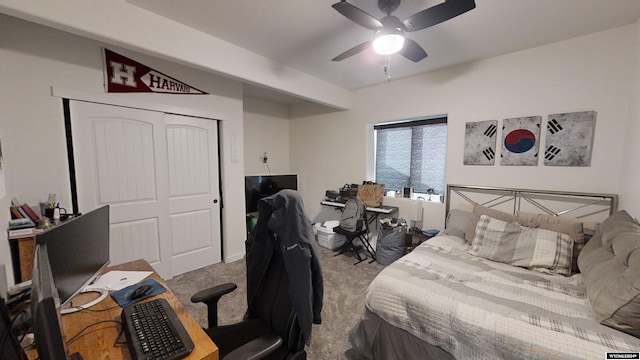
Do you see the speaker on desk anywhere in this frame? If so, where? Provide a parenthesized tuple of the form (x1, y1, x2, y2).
(402, 187, 412, 198)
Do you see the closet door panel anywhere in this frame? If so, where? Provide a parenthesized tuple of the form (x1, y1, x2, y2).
(70, 101, 171, 277)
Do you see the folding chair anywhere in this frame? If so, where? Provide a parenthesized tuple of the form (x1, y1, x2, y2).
(333, 199, 376, 265)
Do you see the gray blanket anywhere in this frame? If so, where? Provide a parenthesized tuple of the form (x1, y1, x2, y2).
(351, 234, 640, 359)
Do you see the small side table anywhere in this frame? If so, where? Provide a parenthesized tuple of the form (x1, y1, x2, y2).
(405, 229, 439, 253)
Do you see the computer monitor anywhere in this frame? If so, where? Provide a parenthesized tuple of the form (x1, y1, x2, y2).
(244, 175, 298, 213)
(30, 243, 68, 360)
(35, 205, 110, 313)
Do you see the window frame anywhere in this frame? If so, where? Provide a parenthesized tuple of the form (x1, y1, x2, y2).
(373, 116, 448, 198)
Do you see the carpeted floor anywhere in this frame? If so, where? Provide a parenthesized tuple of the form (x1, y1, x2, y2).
(166, 244, 385, 359)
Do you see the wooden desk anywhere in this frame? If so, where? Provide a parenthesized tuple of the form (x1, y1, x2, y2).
(27, 259, 218, 360)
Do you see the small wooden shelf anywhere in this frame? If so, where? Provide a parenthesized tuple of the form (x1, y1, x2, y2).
(8, 231, 42, 283)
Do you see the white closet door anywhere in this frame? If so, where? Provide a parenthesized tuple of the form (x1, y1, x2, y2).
(165, 114, 221, 275)
(69, 101, 222, 278)
(70, 101, 172, 277)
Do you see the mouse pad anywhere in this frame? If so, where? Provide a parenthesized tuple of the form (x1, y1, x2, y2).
(111, 278, 167, 307)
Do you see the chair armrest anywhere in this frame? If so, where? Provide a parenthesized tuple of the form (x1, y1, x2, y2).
(222, 333, 283, 360)
(190, 283, 237, 328)
(190, 283, 237, 304)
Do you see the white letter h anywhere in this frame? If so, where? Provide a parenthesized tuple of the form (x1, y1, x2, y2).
(110, 61, 137, 88)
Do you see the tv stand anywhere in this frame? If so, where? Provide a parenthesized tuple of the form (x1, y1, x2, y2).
(60, 288, 108, 314)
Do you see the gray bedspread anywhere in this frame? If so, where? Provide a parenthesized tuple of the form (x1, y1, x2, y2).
(349, 234, 640, 359)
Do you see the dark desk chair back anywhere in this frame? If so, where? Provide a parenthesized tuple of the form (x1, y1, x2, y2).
(1, 298, 27, 360)
(192, 189, 322, 360)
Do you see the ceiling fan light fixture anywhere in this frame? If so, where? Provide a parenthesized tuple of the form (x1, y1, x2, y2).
(332, 0, 475, 62)
(372, 28, 405, 55)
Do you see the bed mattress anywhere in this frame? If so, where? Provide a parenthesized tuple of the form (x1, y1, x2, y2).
(350, 234, 640, 359)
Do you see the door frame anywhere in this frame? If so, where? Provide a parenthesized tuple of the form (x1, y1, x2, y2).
(53, 87, 228, 120)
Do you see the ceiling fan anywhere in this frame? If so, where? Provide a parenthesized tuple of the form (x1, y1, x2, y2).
(332, 0, 476, 62)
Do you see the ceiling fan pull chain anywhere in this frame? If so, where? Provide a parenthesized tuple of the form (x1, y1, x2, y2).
(384, 56, 392, 81)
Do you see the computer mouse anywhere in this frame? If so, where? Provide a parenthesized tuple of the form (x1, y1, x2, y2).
(129, 284, 154, 300)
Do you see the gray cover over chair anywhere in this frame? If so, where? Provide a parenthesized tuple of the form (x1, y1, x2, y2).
(191, 190, 323, 360)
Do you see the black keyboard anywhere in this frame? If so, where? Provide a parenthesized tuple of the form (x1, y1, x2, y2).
(121, 298, 195, 360)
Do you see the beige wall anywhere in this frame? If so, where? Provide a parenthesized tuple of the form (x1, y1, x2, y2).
(619, 21, 640, 211)
(2, 13, 640, 286)
(0, 15, 247, 284)
(291, 23, 639, 227)
(0, 0, 350, 110)
(243, 97, 292, 176)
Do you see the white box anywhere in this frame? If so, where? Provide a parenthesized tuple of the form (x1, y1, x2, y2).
(315, 225, 346, 250)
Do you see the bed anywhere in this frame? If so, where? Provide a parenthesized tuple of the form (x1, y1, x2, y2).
(348, 185, 640, 359)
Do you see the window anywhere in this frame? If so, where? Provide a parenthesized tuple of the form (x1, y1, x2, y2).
(374, 117, 447, 196)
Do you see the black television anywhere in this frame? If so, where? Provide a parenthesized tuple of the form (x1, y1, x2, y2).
(30, 243, 69, 360)
(35, 205, 110, 313)
(245, 174, 298, 214)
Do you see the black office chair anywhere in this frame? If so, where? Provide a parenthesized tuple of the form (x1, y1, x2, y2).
(333, 199, 377, 265)
(191, 190, 322, 360)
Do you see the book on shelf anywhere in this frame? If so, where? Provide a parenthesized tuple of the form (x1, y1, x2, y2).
(10, 206, 24, 219)
(16, 206, 29, 219)
(8, 227, 35, 237)
(20, 204, 41, 223)
(8, 218, 35, 230)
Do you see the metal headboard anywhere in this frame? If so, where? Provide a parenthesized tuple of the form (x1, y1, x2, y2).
(445, 184, 618, 224)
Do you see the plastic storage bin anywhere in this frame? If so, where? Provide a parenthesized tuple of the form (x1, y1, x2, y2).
(315, 225, 346, 250)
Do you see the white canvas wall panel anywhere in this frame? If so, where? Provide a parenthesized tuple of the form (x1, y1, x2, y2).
(464, 120, 498, 165)
(544, 111, 596, 166)
(500, 116, 541, 166)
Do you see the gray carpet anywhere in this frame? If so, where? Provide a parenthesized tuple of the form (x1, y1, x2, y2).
(166, 245, 385, 359)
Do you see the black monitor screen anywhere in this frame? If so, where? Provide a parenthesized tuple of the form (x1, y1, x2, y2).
(31, 244, 68, 360)
(35, 205, 110, 308)
(245, 175, 298, 213)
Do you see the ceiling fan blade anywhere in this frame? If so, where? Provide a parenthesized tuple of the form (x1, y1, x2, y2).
(332, 42, 372, 61)
(403, 0, 476, 32)
(399, 38, 428, 62)
(332, 1, 383, 30)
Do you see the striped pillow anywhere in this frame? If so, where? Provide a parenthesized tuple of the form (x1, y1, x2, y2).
(470, 215, 574, 276)
(516, 211, 585, 273)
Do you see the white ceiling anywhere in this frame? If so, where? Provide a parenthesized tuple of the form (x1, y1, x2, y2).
(127, 0, 640, 104)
